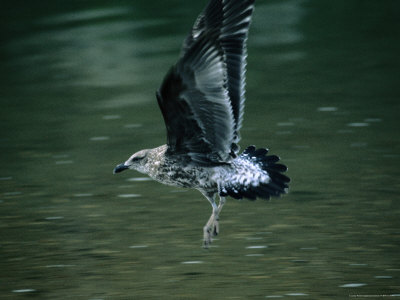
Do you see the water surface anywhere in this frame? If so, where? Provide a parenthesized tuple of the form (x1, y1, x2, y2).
(1, 0, 399, 299)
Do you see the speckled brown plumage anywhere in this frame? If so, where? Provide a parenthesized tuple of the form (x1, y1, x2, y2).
(113, 0, 290, 248)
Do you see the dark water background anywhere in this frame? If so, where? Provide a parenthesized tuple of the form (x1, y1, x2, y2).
(1, 0, 399, 299)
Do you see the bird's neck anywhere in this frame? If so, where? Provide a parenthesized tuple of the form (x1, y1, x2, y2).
(141, 144, 168, 177)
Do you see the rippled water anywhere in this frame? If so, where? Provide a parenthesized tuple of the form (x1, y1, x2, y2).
(1, 0, 399, 299)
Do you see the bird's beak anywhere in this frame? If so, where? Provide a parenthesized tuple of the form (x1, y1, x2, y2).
(113, 163, 129, 174)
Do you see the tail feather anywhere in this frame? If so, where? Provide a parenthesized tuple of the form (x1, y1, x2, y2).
(219, 145, 290, 201)
(264, 163, 288, 173)
(254, 148, 268, 156)
(260, 154, 280, 164)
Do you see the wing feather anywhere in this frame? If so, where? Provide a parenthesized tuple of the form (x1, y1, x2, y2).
(157, 0, 255, 163)
(157, 36, 234, 164)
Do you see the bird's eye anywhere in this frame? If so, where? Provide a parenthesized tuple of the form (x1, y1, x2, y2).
(132, 155, 144, 162)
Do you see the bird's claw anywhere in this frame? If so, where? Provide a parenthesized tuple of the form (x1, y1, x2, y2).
(203, 218, 219, 249)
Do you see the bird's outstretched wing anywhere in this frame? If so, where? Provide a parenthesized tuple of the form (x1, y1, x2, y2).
(157, 0, 255, 164)
(182, 0, 255, 141)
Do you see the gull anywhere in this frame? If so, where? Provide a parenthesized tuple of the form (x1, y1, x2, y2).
(113, 0, 290, 248)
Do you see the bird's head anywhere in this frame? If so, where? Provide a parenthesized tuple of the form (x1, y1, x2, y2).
(113, 149, 149, 174)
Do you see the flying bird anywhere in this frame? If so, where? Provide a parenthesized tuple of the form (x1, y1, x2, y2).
(114, 0, 290, 248)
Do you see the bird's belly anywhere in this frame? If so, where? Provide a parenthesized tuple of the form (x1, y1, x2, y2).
(154, 164, 215, 190)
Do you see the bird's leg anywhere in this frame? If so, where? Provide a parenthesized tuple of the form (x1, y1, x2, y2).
(217, 196, 226, 214)
(201, 192, 219, 248)
(213, 196, 226, 235)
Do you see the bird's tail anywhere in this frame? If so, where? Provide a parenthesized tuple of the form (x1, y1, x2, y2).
(219, 146, 290, 200)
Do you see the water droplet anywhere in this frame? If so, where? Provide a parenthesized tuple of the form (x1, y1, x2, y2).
(245, 254, 264, 257)
(127, 177, 152, 182)
(286, 293, 309, 296)
(117, 194, 141, 198)
(317, 107, 338, 112)
(181, 261, 204, 264)
(374, 275, 392, 279)
(124, 124, 142, 128)
(347, 122, 369, 127)
(339, 283, 367, 288)
(90, 136, 110, 141)
(246, 245, 268, 249)
(74, 193, 93, 197)
(129, 245, 148, 249)
(45, 216, 64, 220)
(12, 289, 36, 293)
(364, 118, 382, 122)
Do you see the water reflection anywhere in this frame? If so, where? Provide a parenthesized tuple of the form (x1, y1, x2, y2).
(38, 7, 133, 25)
(1, 0, 400, 299)
(4, 8, 172, 93)
(252, 0, 305, 47)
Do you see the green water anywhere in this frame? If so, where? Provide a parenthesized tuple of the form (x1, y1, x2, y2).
(1, 0, 399, 299)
